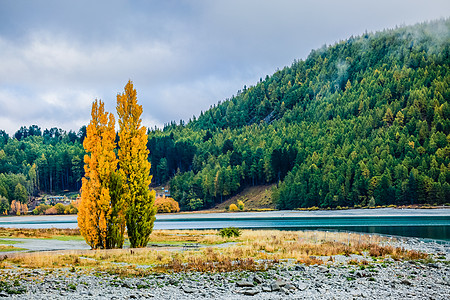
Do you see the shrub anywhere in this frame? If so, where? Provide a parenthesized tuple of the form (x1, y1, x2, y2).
(307, 206, 319, 211)
(44, 207, 58, 215)
(64, 204, 78, 214)
(155, 197, 180, 213)
(33, 203, 78, 215)
(33, 204, 51, 215)
(219, 227, 241, 238)
(237, 200, 245, 211)
(54, 203, 65, 214)
(229, 204, 238, 211)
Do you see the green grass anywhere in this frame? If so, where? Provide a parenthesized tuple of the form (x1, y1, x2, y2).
(0, 239, 23, 245)
(0, 245, 27, 252)
(148, 241, 201, 246)
(51, 235, 85, 242)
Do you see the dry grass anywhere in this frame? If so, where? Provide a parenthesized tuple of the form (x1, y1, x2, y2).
(0, 228, 80, 239)
(148, 229, 236, 245)
(213, 184, 276, 210)
(0, 229, 429, 273)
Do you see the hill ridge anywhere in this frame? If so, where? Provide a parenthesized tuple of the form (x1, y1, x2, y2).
(148, 19, 450, 210)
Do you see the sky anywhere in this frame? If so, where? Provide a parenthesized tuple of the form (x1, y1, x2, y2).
(0, 0, 449, 135)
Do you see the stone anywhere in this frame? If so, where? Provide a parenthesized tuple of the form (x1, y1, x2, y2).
(182, 286, 196, 294)
(427, 263, 440, 269)
(297, 282, 309, 291)
(236, 280, 254, 287)
(281, 287, 290, 295)
(271, 282, 280, 292)
(0, 292, 8, 298)
(295, 265, 306, 272)
(262, 286, 271, 292)
(242, 288, 260, 296)
(253, 275, 263, 284)
(121, 281, 134, 288)
(275, 279, 287, 287)
(401, 279, 412, 286)
(317, 266, 328, 273)
(285, 283, 297, 290)
(356, 271, 369, 278)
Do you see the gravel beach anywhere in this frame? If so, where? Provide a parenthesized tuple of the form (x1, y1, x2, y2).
(1, 238, 448, 300)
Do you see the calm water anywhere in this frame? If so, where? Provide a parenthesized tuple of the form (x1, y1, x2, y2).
(0, 209, 449, 241)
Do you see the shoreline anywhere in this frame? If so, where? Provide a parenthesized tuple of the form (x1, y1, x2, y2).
(0, 205, 449, 219)
(0, 245, 450, 299)
(1, 209, 449, 242)
(1, 235, 449, 299)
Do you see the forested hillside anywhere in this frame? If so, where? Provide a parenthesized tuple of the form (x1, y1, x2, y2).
(0, 126, 85, 210)
(1, 19, 449, 212)
(149, 19, 450, 210)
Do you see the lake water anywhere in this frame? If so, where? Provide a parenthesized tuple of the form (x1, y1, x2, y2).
(0, 208, 449, 241)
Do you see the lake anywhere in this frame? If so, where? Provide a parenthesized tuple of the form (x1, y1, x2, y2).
(0, 208, 449, 241)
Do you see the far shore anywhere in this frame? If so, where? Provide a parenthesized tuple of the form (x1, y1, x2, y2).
(1, 205, 449, 220)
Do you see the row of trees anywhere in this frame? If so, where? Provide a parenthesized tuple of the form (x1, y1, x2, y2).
(78, 81, 156, 249)
(0, 126, 85, 208)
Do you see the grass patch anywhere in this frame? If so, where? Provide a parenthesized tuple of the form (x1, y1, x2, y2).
(148, 241, 200, 246)
(0, 245, 27, 252)
(0, 280, 27, 295)
(51, 235, 85, 242)
(0, 239, 23, 245)
(0, 229, 430, 273)
(0, 228, 80, 239)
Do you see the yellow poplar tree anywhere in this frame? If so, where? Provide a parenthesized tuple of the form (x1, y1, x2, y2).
(78, 100, 125, 249)
(117, 80, 156, 248)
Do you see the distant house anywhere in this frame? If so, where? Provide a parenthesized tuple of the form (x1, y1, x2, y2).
(155, 187, 171, 198)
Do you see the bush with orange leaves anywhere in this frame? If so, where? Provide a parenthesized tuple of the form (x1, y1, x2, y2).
(155, 196, 180, 213)
(10, 200, 28, 216)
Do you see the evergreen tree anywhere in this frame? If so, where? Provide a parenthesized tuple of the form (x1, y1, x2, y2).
(14, 183, 27, 203)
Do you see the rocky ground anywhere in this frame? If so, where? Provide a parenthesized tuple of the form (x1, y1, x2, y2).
(0, 258, 448, 299)
(0, 238, 448, 299)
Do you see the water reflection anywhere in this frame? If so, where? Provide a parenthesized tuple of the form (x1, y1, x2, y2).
(0, 209, 449, 241)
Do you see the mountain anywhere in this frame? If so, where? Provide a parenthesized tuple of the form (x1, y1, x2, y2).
(148, 19, 450, 210)
(1, 19, 449, 211)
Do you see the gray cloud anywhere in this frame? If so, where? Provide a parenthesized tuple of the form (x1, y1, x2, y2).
(0, 0, 449, 135)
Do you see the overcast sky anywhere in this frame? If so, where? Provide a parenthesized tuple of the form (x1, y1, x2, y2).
(0, 0, 449, 135)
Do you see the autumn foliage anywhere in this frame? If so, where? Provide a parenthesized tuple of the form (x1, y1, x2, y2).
(10, 200, 28, 215)
(78, 81, 155, 249)
(78, 100, 125, 249)
(155, 196, 180, 213)
(117, 80, 156, 248)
